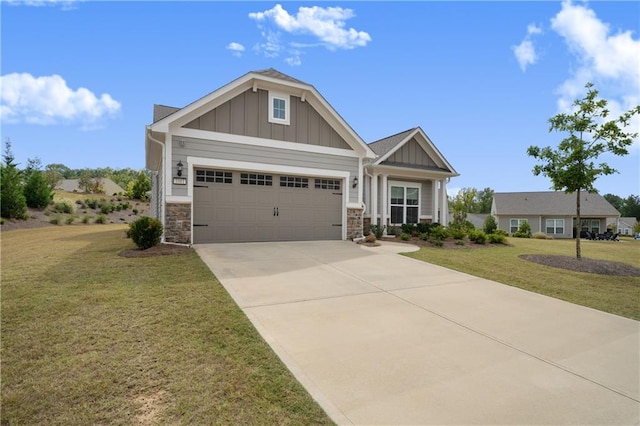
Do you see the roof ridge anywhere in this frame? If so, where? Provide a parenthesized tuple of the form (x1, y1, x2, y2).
(368, 127, 417, 145)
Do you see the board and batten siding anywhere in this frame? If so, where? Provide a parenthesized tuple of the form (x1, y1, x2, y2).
(171, 136, 359, 202)
(381, 138, 438, 169)
(183, 88, 351, 150)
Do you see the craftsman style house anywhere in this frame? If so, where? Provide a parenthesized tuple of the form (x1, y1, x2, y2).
(145, 69, 458, 244)
(491, 191, 621, 238)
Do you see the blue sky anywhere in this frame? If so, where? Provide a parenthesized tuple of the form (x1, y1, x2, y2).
(1, 1, 639, 197)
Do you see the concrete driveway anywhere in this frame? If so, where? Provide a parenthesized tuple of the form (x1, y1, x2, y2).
(195, 241, 639, 425)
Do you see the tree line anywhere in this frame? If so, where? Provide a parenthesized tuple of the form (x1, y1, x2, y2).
(1, 139, 151, 220)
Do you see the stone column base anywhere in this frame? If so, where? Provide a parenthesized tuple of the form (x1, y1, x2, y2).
(164, 202, 191, 244)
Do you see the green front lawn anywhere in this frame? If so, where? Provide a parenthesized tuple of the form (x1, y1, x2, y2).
(1, 225, 333, 425)
(405, 237, 640, 320)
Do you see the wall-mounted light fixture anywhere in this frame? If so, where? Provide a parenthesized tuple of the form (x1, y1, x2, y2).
(352, 176, 359, 188)
(179, 139, 185, 147)
(177, 160, 183, 177)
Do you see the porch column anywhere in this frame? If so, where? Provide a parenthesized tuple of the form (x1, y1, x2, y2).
(371, 173, 378, 227)
(381, 174, 388, 235)
(432, 179, 439, 224)
(440, 179, 448, 225)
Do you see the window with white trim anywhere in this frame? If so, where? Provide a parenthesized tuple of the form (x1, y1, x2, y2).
(510, 219, 527, 234)
(268, 92, 290, 125)
(545, 219, 564, 234)
(389, 183, 420, 224)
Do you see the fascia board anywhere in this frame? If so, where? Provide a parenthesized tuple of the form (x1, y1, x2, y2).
(372, 163, 460, 180)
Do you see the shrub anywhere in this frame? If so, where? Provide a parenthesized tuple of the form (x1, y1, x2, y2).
(455, 239, 465, 246)
(483, 215, 498, 234)
(65, 216, 75, 225)
(416, 222, 432, 234)
(24, 170, 53, 208)
(450, 228, 466, 240)
(100, 202, 115, 214)
(370, 224, 385, 239)
(86, 199, 99, 209)
(132, 208, 139, 215)
(50, 214, 62, 225)
(127, 216, 163, 249)
(0, 217, 5, 225)
(468, 229, 487, 244)
(400, 232, 411, 241)
(387, 225, 399, 236)
(493, 229, 509, 237)
(82, 215, 91, 224)
(431, 239, 444, 247)
(532, 232, 553, 240)
(52, 201, 74, 214)
(430, 225, 449, 241)
(401, 223, 417, 236)
(513, 221, 532, 238)
(94, 214, 108, 224)
(419, 232, 429, 241)
(127, 171, 151, 200)
(487, 233, 507, 244)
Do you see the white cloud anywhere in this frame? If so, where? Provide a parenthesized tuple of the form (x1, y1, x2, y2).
(248, 3, 371, 64)
(550, 1, 639, 138)
(226, 42, 245, 57)
(513, 40, 537, 72)
(284, 52, 302, 67)
(513, 22, 543, 72)
(0, 73, 121, 127)
(6, 0, 79, 10)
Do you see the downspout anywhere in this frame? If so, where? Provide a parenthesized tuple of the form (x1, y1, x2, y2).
(146, 127, 167, 242)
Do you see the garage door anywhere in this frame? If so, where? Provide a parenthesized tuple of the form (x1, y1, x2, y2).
(193, 168, 343, 243)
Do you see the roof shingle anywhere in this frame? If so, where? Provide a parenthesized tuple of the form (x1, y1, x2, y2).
(493, 191, 620, 216)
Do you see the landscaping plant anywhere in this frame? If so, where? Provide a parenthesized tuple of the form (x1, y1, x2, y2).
(127, 216, 163, 249)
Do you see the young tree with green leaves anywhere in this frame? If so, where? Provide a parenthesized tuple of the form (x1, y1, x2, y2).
(1, 139, 28, 219)
(127, 170, 151, 200)
(527, 83, 640, 259)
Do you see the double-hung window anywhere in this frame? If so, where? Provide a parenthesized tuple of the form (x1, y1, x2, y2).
(268, 91, 290, 125)
(390, 183, 419, 224)
(545, 219, 564, 234)
(510, 219, 527, 234)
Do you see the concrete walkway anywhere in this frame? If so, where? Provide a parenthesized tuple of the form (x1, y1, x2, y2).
(195, 240, 640, 425)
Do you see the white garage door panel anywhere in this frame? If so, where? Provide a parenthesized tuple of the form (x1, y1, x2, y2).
(193, 169, 342, 243)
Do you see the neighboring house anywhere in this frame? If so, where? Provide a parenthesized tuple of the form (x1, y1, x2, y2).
(56, 178, 125, 195)
(611, 217, 639, 236)
(145, 68, 458, 244)
(491, 191, 620, 238)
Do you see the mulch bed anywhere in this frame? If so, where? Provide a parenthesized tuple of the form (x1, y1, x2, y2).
(519, 254, 640, 277)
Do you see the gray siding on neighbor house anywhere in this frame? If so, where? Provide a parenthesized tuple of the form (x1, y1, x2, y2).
(183, 88, 351, 150)
(497, 215, 542, 235)
(541, 215, 573, 238)
(171, 136, 359, 202)
(381, 138, 438, 168)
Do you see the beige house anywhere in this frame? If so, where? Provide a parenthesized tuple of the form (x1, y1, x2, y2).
(491, 191, 620, 238)
(145, 69, 457, 244)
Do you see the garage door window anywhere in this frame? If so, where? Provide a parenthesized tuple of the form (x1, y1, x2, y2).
(280, 176, 309, 188)
(196, 169, 232, 184)
(241, 173, 273, 186)
(315, 179, 341, 190)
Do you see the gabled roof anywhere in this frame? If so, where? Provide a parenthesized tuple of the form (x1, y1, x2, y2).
(252, 67, 308, 85)
(493, 191, 620, 217)
(153, 104, 180, 123)
(146, 68, 375, 160)
(618, 217, 639, 226)
(367, 127, 458, 176)
(368, 128, 417, 157)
